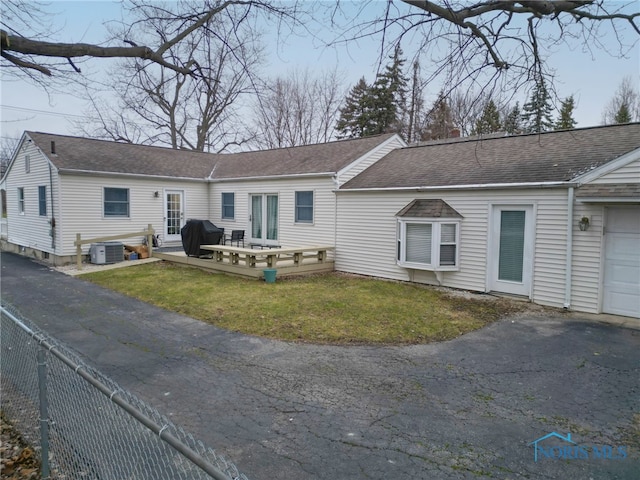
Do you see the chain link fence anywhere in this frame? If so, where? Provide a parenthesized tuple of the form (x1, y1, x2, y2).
(1, 303, 250, 480)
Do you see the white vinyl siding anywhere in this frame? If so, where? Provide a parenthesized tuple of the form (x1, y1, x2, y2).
(590, 158, 640, 184)
(210, 177, 336, 250)
(336, 188, 570, 309)
(56, 175, 209, 256)
(5, 141, 58, 253)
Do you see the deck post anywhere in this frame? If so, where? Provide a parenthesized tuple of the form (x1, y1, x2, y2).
(147, 224, 154, 257)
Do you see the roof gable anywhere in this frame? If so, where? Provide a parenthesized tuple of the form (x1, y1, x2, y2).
(341, 124, 640, 190)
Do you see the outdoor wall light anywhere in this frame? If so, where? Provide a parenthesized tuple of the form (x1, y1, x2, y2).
(154, 191, 159, 198)
(578, 216, 590, 231)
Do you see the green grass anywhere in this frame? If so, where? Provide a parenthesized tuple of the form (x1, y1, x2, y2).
(82, 263, 527, 344)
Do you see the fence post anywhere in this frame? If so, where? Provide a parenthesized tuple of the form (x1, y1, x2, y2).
(76, 233, 82, 270)
(37, 349, 51, 479)
(147, 224, 154, 257)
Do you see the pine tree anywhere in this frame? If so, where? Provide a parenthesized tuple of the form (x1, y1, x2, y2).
(521, 80, 554, 133)
(336, 77, 375, 138)
(614, 102, 633, 124)
(369, 45, 409, 135)
(503, 102, 522, 134)
(555, 95, 577, 130)
(472, 99, 502, 134)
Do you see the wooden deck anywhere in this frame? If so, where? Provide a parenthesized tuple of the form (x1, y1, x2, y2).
(153, 245, 335, 279)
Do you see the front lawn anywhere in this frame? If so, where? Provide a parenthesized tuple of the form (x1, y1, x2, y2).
(82, 263, 529, 344)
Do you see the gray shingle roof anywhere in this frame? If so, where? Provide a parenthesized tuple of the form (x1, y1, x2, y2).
(396, 199, 463, 218)
(27, 131, 398, 181)
(214, 133, 397, 179)
(28, 132, 218, 179)
(341, 124, 640, 190)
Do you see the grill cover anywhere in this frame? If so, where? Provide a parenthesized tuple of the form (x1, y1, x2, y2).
(181, 219, 224, 256)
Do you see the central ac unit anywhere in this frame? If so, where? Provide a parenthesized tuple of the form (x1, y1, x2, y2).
(90, 242, 124, 265)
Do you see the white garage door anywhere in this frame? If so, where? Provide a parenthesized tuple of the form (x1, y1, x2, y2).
(603, 207, 640, 318)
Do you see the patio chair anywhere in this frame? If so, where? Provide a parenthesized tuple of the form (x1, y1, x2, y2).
(227, 229, 245, 247)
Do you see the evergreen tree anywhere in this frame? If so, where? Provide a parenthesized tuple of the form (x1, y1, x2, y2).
(369, 45, 409, 135)
(472, 99, 502, 134)
(336, 46, 409, 138)
(521, 80, 554, 133)
(336, 77, 375, 138)
(614, 102, 633, 124)
(555, 95, 577, 130)
(503, 102, 521, 134)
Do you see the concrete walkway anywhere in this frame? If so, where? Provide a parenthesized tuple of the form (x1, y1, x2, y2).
(2, 252, 638, 479)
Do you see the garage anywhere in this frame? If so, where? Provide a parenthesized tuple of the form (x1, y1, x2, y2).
(603, 207, 640, 318)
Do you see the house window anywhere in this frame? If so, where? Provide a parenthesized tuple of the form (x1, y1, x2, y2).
(18, 187, 24, 214)
(104, 187, 129, 217)
(25, 155, 30, 173)
(395, 199, 463, 271)
(38, 186, 47, 216)
(295, 191, 313, 223)
(397, 220, 460, 270)
(222, 192, 235, 219)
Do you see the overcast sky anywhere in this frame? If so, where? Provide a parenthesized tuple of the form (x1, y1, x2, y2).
(1, 1, 639, 143)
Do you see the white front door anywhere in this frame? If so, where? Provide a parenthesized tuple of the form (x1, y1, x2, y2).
(164, 190, 185, 243)
(250, 194, 278, 247)
(603, 207, 640, 318)
(490, 205, 534, 297)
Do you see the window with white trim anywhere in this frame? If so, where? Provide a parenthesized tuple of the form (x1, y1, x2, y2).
(397, 219, 460, 270)
(104, 187, 129, 217)
(18, 187, 25, 214)
(221, 192, 235, 219)
(38, 186, 47, 216)
(295, 191, 313, 223)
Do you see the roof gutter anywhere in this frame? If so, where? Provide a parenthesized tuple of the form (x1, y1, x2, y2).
(337, 181, 575, 193)
(213, 172, 335, 183)
(57, 168, 209, 183)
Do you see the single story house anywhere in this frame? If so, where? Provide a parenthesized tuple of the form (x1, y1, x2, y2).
(335, 123, 640, 318)
(0, 130, 403, 261)
(1, 124, 638, 318)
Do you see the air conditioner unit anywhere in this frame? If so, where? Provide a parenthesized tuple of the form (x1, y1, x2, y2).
(90, 242, 124, 265)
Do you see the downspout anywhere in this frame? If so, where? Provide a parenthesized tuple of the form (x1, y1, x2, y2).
(333, 175, 339, 250)
(48, 163, 55, 249)
(564, 187, 574, 308)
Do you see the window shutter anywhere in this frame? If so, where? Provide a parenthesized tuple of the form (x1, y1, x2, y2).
(406, 223, 432, 264)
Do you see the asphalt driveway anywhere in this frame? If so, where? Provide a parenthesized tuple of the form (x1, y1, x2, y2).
(1, 252, 638, 479)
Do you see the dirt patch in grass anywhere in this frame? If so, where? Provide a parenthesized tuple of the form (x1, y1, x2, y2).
(82, 264, 554, 345)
